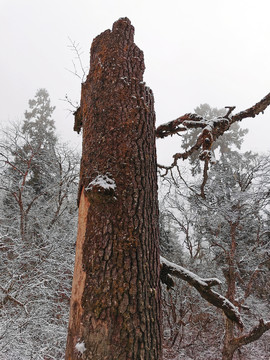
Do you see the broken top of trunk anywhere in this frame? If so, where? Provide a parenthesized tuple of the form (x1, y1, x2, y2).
(90, 17, 145, 82)
(66, 18, 162, 360)
(77, 17, 152, 198)
(74, 17, 145, 134)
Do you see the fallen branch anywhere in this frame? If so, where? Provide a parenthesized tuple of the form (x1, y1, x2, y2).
(160, 256, 243, 329)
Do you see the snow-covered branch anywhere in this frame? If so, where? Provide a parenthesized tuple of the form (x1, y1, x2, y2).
(160, 256, 243, 329)
(156, 92, 270, 171)
(156, 113, 204, 139)
(232, 92, 270, 122)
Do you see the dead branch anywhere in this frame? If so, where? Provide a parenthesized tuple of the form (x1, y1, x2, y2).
(232, 93, 270, 121)
(156, 113, 204, 138)
(160, 256, 243, 329)
(67, 37, 87, 82)
(156, 92, 270, 172)
(240, 255, 270, 304)
(233, 319, 270, 347)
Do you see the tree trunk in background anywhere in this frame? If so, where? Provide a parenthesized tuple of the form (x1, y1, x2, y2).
(222, 223, 238, 360)
(65, 18, 162, 360)
(222, 318, 237, 360)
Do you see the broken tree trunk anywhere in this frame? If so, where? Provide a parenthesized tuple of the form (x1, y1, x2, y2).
(65, 18, 162, 360)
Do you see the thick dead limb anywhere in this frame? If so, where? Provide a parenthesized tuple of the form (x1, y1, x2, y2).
(232, 92, 270, 121)
(156, 92, 270, 140)
(160, 256, 243, 329)
(156, 92, 270, 170)
(156, 113, 204, 138)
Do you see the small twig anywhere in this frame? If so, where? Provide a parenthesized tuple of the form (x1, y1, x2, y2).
(67, 37, 87, 82)
(59, 94, 79, 110)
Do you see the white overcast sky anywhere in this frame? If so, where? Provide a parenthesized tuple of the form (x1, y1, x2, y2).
(1, 0, 269, 165)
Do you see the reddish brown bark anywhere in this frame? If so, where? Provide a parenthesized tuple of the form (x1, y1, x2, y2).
(156, 92, 270, 172)
(65, 18, 162, 359)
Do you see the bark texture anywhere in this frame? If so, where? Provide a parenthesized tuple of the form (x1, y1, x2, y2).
(65, 18, 162, 360)
(155, 92, 270, 172)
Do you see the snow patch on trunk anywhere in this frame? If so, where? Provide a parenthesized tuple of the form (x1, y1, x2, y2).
(75, 341, 86, 354)
(86, 174, 116, 191)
